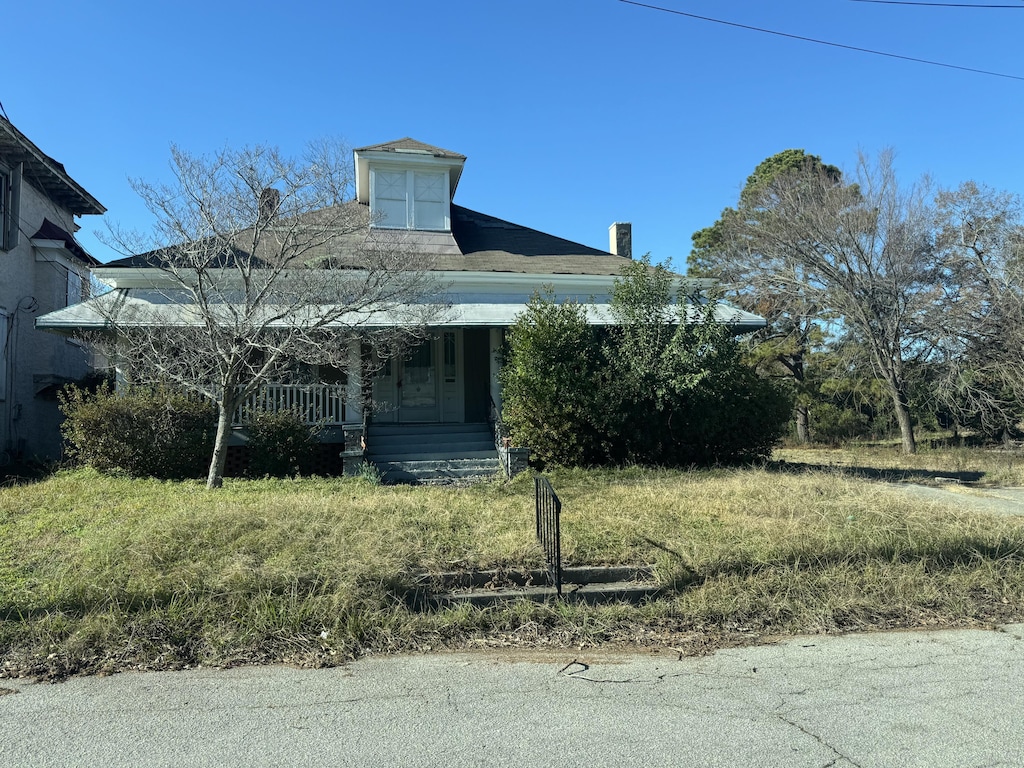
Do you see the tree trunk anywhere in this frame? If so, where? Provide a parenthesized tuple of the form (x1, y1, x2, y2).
(207, 401, 234, 489)
(795, 404, 810, 443)
(890, 388, 916, 454)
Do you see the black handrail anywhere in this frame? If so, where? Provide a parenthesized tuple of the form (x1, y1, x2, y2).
(535, 475, 562, 596)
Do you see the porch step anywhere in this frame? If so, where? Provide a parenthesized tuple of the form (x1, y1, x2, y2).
(375, 449, 498, 463)
(366, 423, 499, 484)
(376, 458, 501, 484)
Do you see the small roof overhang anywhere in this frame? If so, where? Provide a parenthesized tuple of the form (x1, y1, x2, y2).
(354, 138, 466, 204)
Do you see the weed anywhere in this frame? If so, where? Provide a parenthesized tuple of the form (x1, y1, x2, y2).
(3, 461, 1024, 678)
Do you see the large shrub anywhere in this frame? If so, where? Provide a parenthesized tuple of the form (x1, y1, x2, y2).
(245, 409, 321, 478)
(59, 384, 215, 479)
(500, 259, 793, 467)
(499, 289, 604, 467)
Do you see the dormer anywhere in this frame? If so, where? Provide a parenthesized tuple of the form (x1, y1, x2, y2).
(354, 138, 466, 232)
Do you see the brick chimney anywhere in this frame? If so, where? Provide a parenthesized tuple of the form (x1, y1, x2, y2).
(609, 222, 632, 259)
(259, 187, 281, 224)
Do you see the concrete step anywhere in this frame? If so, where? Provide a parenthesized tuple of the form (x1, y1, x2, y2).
(369, 423, 493, 437)
(430, 581, 664, 607)
(368, 447, 498, 462)
(409, 566, 661, 607)
(423, 566, 656, 590)
(366, 424, 499, 483)
(376, 457, 501, 484)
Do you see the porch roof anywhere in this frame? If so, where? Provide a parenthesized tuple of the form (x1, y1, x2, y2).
(35, 271, 767, 334)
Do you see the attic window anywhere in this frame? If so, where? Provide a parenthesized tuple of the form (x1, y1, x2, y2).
(370, 168, 449, 231)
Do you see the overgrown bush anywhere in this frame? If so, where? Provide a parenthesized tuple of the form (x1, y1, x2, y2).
(499, 289, 604, 467)
(59, 384, 215, 479)
(245, 409, 321, 478)
(500, 258, 793, 468)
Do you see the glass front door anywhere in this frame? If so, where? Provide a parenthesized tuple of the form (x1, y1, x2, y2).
(397, 341, 439, 421)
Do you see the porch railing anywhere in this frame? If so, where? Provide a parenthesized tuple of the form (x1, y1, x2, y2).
(233, 384, 348, 426)
(535, 475, 563, 596)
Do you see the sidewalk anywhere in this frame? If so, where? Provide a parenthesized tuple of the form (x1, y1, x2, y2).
(3, 624, 1024, 767)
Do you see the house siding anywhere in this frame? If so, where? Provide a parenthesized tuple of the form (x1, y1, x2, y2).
(1, 164, 93, 461)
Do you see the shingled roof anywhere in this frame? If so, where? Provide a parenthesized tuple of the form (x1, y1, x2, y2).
(353, 138, 466, 159)
(0, 116, 105, 216)
(103, 202, 631, 275)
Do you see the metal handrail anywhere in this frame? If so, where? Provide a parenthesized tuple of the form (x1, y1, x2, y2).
(535, 475, 562, 596)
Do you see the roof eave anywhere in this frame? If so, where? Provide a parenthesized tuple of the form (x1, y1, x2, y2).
(0, 117, 106, 216)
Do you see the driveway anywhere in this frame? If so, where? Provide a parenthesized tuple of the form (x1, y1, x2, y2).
(887, 481, 1024, 517)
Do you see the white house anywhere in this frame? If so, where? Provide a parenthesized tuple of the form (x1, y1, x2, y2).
(37, 138, 762, 480)
(1, 116, 105, 463)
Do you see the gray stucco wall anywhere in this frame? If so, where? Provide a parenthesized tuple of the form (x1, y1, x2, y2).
(1, 170, 93, 462)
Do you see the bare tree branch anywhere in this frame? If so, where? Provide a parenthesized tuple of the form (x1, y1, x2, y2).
(88, 141, 449, 487)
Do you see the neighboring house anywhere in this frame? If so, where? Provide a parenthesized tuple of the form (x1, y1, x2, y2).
(37, 138, 762, 480)
(1, 116, 105, 463)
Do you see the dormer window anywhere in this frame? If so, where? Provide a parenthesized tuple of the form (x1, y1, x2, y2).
(371, 167, 450, 231)
(355, 139, 465, 233)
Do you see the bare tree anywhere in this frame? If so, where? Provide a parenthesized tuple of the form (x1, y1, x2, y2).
(932, 181, 1024, 441)
(732, 151, 941, 454)
(89, 142, 446, 488)
(690, 150, 841, 443)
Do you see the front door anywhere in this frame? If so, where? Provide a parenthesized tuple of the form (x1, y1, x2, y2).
(396, 340, 439, 422)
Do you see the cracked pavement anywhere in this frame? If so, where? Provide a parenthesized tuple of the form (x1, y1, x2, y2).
(3, 625, 1024, 767)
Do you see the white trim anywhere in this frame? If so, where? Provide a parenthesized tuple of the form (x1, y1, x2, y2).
(32, 239, 82, 271)
(355, 148, 464, 204)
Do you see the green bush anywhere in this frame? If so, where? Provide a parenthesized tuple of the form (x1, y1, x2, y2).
(499, 289, 604, 467)
(809, 402, 871, 444)
(500, 258, 793, 468)
(245, 409, 321, 478)
(59, 384, 215, 479)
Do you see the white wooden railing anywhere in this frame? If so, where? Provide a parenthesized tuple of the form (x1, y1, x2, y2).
(234, 384, 348, 426)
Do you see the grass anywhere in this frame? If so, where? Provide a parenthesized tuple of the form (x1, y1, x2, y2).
(2, 457, 1024, 679)
(776, 440, 1024, 486)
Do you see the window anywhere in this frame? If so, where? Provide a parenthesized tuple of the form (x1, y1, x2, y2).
(67, 267, 84, 307)
(0, 167, 9, 252)
(0, 163, 20, 252)
(0, 312, 8, 400)
(370, 168, 449, 230)
(443, 331, 456, 382)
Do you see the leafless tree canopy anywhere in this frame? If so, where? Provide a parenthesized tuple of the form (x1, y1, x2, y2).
(726, 151, 945, 453)
(932, 182, 1024, 439)
(703, 149, 1024, 453)
(90, 142, 448, 487)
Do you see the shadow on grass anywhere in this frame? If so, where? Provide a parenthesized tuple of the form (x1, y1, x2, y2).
(0, 461, 57, 488)
(650, 538, 1024, 595)
(764, 459, 984, 485)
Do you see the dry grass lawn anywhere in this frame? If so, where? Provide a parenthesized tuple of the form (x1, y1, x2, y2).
(2, 455, 1023, 679)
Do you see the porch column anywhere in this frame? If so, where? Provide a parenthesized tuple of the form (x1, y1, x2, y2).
(488, 327, 502, 419)
(345, 344, 362, 423)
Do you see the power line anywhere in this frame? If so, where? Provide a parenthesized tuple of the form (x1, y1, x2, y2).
(618, 0, 1024, 81)
(852, 0, 1024, 6)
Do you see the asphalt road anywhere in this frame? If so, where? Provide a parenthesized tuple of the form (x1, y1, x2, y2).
(3, 624, 1024, 767)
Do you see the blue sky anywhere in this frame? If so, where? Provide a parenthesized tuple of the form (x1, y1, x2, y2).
(5, 0, 1021, 270)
